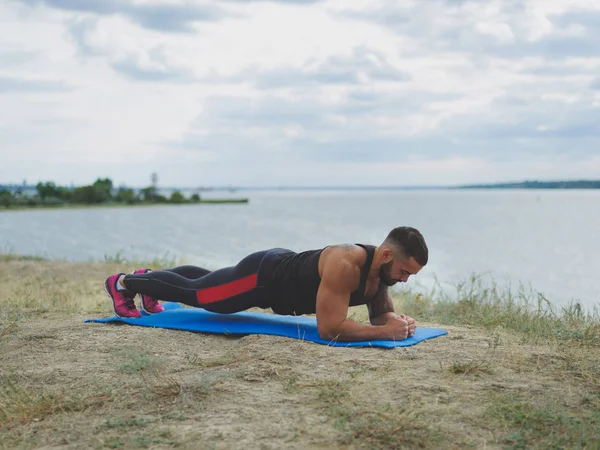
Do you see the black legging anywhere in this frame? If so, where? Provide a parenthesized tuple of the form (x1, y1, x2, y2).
(123, 250, 272, 314)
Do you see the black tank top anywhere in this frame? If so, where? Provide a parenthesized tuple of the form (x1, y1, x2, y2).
(268, 244, 376, 316)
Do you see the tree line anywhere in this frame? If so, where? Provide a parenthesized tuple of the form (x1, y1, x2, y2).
(0, 178, 201, 208)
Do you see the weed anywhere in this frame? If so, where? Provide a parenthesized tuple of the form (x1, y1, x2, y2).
(130, 434, 178, 449)
(448, 360, 493, 376)
(117, 350, 159, 375)
(22, 333, 57, 341)
(140, 368, 183, 398)
(316, 380, 350, 403)
(282, 375, 300, 394)
(161, 411, 186, 421)
(187, 353, 253, 368)
(98, 417, 153, 431)
(105, 437, 124, 448)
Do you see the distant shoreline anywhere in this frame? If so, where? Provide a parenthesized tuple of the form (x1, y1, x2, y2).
(2, 180, 600, 192)
(457, 180, 600, 189)
(172, 180, 600, 190)
(0, 198, 249, 212)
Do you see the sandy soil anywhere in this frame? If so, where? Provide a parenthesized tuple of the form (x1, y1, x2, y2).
(0, 259, 598, 449)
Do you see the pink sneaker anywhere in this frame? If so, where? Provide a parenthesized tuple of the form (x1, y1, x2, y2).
(104, 273, 142, 319)
(132, 269, 165, 314)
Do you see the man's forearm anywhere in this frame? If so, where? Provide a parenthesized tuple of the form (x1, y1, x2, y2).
(321, 318, 391, 342)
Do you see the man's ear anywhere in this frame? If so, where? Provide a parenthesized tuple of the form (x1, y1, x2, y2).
(382, 248, 394, 263)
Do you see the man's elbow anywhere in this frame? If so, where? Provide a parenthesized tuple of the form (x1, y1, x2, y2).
(318, 325, 338, 341)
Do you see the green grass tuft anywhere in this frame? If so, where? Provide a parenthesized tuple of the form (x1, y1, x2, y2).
(0, 253, 49, 262)
(102, 251, 180, 269)
(448, 360, 493, 376)
(488, 395, 600, 449)
(117, 350, 159, 375)
(98, 417, 153, 431)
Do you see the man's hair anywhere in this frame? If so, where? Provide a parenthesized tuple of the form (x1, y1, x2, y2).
(383, 226, 428, 266)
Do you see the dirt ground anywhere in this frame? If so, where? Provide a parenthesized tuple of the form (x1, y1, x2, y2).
(1, 259, 599, 449)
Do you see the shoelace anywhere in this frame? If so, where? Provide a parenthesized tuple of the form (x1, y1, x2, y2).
(122, 296, 137, 310)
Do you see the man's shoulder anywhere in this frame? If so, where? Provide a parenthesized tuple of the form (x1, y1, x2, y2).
(325, 243, 369, 264)
(321, 244, 369, 277)
(318, 244, 371, 292)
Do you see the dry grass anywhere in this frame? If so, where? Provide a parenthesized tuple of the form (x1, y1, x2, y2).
(0, 376, 112, 431)
(0, 255, 599, 449)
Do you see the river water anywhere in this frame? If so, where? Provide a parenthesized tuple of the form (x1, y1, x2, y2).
(1, 189, 598, 310)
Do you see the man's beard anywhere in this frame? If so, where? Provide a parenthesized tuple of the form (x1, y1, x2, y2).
(379, 260, 397, 286)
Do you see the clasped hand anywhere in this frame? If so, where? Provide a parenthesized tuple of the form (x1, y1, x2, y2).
(385, 313, 417, 340)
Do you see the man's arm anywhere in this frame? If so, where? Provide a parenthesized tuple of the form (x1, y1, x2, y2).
(368, 284, 417, 337)
(368, 284, 395, 326)
(315, 256, 408, 342)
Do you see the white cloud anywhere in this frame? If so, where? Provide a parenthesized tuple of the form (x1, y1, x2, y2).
(475, 21, 515, 43)
(1, 0, 600, 187)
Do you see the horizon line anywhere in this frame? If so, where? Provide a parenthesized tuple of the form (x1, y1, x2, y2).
(2, 179, 600, 191)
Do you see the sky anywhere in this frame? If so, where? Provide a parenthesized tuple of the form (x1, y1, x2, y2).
(1, 0, 599, 188)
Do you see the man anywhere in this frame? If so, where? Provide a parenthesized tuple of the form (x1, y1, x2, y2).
(104, 226, 428, 342)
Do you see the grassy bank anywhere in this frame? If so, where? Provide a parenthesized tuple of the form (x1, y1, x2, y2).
(1, 255, 598, 449)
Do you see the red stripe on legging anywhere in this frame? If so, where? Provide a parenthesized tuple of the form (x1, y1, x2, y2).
(196, 274, 258, 305)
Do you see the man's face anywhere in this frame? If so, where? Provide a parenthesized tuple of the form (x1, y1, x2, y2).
(379, 256, 423, 286)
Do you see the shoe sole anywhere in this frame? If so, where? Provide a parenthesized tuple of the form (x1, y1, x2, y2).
(140, 292, 153, 315)
(104, 276, 140, 319)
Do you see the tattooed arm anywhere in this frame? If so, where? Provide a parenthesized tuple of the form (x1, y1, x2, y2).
(368, 283, 417, 337)
(368, 283, 395, 325)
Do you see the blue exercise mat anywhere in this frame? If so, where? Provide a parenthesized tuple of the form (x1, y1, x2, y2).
(86, 303, 447, 348)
